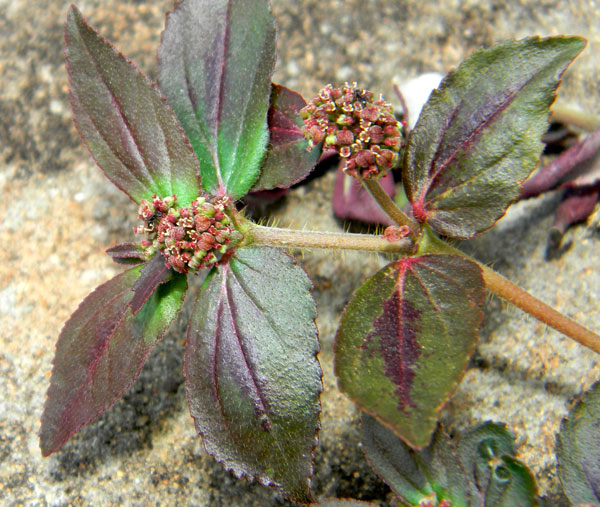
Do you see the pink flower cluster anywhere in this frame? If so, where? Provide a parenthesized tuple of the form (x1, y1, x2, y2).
(300, 83, 405, 179)
(135, 194, 239, 274)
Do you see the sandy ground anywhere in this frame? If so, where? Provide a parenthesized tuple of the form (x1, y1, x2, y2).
(1, 0, 600, 505)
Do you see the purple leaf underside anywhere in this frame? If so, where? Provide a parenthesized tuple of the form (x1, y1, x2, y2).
(129, 254, 172, 315)
(335, 254, 484, 449)
(521, 128, 600, 198)
(251, 84, 321, 191)
(332, 169, 395, 225)
(404, 37, 586, 239)
(65, 6, 201, 206)
(185, 246, 321, 502)
(40, 265, 187, 456)
(551, 188, 599, 237)
(106, 242, 147, 265)
(158, 0, 276, 200)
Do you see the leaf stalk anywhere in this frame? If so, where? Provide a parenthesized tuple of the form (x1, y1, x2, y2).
(361, 178, 421, 238)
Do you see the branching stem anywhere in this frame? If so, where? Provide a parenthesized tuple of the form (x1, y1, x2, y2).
(245, 218, 600, 355)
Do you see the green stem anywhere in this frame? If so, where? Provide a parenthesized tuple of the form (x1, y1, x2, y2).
(551, 103, 600, 131)
(244, 223, 414, 254)
(420, 229, 600, 355)
(361, 178, 420, 237)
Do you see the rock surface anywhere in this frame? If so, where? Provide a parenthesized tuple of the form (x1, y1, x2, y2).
(1, 0, 599, 505)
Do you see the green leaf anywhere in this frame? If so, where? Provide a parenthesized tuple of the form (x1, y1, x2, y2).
(556, 380, 600, 505)
(361, 416, 537, 507)
(40, 265, 187, 456)
(185, 247, 321, 502)
(251, 84, 321, 191)
(158, 0, 276, 200)
(361, 414, 468, 506)
(65, 6, 201, 206)
(458, 423, 536, 506)
(404, 37, 586, 239)
(335, 254, 484, 449)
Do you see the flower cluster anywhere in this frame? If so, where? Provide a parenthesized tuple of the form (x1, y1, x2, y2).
(300, 83, 405, 179)
(134, 194, 240, 274)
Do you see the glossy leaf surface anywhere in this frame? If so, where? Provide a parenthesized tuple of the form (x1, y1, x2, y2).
(335, 254, 484, 448)
(40, 265, 187, 456)
(185, 247, 321, 502)
(65, 6, 201, 206)
(251, 84, 321, 191)
(404, 37, 585, 238)
(158, 0, 276, 199)
(557, 380, 600, 505)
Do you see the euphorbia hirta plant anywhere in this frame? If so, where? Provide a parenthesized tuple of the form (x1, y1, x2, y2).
(41, 0, 600, 503)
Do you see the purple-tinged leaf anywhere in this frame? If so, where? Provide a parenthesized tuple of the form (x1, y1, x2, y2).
(521, 128, 600, 198)
(335, 254, 484, 449)
(65, 6, 201, 207)
(129, 254, 172, 315)
(106, 242, 147, 265)
(550, 187, 599, 242)
(158, 0, 276, 200)
(404, 37, 586, 239)
(252, 84, 321, 191)
(361, 414, 468, 506)
(332, 169, 395, 226)
(316, 500, 377, 506)
(185, 247, 321, 502)
(40, 266, 187, 456)
(557, 380, 600, 505)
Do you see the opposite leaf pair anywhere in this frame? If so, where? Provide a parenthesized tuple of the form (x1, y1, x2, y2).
(42, 1, 322, 501)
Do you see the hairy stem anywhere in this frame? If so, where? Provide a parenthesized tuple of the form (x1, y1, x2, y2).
(361, 178, 420, 236)
(244, 224, 414, 254)
(552, 103, 600, 131)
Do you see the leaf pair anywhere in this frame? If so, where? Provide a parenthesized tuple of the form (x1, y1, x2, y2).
(43, 1, 322, 501)
(335, 37, 585, 450)
(361, 414, 537, 506)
